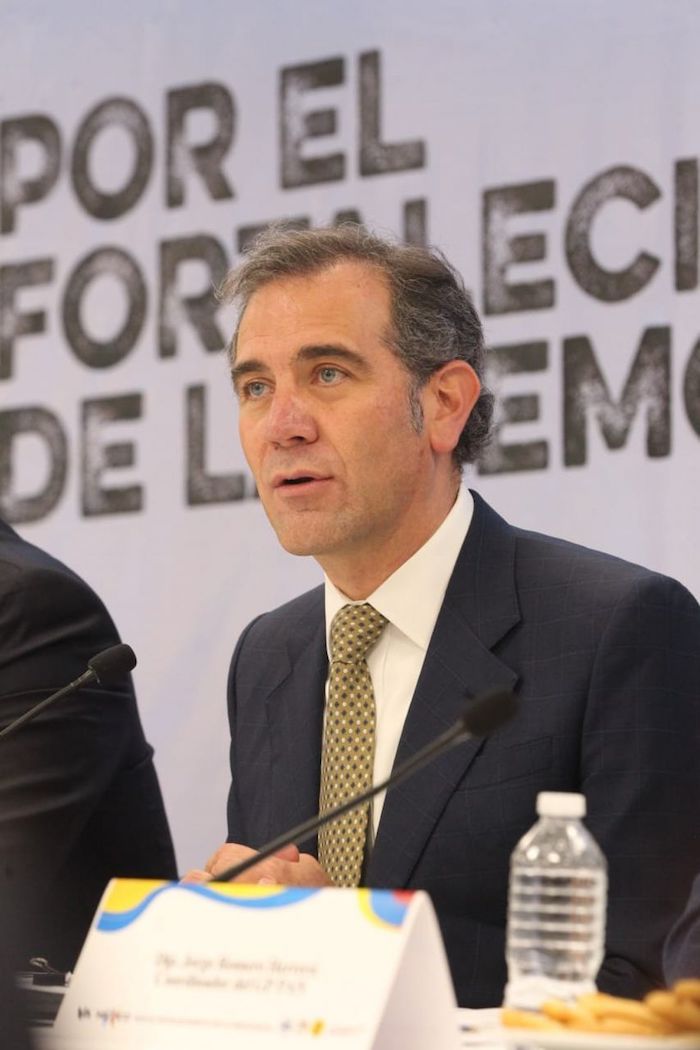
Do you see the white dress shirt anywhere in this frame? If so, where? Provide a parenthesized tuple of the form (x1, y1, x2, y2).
(324, 486, 474, 836)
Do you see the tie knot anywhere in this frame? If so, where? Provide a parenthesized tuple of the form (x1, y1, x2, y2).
(330, 603, 387, 663)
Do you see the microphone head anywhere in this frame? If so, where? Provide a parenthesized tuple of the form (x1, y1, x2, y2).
(461, 689, 518, 737)
(87, 643, 137, 685)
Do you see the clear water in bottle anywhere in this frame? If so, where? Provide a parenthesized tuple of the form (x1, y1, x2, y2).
(504, 791, 607, 1009)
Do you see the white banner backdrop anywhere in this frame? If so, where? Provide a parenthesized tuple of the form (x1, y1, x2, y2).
(2, 0, 699, 869)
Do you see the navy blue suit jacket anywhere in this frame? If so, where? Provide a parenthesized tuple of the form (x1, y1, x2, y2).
(226, 493, 700, 1006)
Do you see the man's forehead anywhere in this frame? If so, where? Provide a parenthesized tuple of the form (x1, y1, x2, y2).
(233, 260, 392, 356)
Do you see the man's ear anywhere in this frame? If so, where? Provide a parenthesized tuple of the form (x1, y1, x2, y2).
(424, 361, 481, 456)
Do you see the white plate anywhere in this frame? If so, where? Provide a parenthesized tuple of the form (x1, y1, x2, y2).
(460, 1025, 700, 1050)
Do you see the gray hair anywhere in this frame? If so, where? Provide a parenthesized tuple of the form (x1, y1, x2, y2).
(219, 224, 493, 466)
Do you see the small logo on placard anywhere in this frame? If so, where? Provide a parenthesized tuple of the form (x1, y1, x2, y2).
(279, 1017, 326, 1036)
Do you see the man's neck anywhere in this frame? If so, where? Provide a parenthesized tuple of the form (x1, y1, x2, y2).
(319, 486, 461, 600)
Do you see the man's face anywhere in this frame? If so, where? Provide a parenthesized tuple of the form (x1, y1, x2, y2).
(232, 261, 452, 589)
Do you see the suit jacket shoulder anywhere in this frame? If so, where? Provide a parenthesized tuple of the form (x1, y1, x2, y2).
(459, 492, 699, 648)
(0, 519, 177, 970)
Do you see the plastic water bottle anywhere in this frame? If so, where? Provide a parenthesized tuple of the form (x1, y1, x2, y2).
(504, 791, 607, 1009)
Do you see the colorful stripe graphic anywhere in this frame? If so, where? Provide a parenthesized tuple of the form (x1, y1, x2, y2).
(97, 880, 320, 932)
(358, 889, 413, 928)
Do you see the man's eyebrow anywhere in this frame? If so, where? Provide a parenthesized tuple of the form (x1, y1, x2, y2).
(296, 344, 370, 371)
(231, 344, 370, 386)
(230, 358, 267, 387)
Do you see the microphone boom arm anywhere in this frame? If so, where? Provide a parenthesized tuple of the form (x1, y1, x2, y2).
(214, 719, 470, 884)
(214, 686, 517, 884)
(0, 669, 95, 740)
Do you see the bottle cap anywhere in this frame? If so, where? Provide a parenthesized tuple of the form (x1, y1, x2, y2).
(536, 791, 586, 818)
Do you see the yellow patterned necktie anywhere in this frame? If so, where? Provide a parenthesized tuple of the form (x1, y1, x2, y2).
(318, 603, 388, 887)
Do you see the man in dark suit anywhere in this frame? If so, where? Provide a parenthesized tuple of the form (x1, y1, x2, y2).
(0, 518, 178, 973)
(195, 225, 700, 1006)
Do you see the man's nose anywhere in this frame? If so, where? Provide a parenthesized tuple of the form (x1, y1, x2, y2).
(264, 390, 318, 446)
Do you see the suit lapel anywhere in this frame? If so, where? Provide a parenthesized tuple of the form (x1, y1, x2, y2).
(368, 492, 521, 887)
(263, 590, 328, 848)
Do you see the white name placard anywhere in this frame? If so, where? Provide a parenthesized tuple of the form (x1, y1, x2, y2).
(44, 878, 459, 1049)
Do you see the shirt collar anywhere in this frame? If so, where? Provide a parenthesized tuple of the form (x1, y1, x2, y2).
(324, 487, 473, 654)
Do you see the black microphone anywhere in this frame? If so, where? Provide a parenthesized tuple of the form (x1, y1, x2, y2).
(0, 643, 137, 740)
(86, 644, 137, 684)
(214, 687, 518, 883)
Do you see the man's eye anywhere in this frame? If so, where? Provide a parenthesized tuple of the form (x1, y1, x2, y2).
(244, 380, 268, 399)
(317, 366, 342, 384)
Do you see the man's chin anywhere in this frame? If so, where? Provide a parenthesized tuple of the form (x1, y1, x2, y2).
(276, 534, 325, 557)
(266, 506, 356, 560)
(271, 522, 339, 559)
